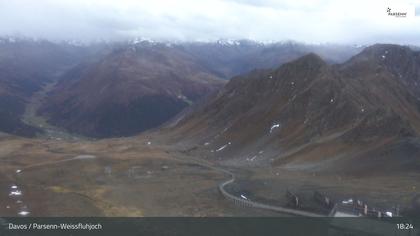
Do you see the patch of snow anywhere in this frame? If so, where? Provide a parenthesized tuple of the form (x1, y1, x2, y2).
(64, 39, 85, 47)
(217, 39, 241, 46)
(216, 143, 230, 152)
(341, 199, 353, 204)
(177, 95, 191, 104)
(9, 190, 22, 196)
(74, 155, 96, 160)
(270, 124, 280, 133)
(131, 37, 155, 44)
(18, 211, 30, 216)
(385, 211, 393, 217)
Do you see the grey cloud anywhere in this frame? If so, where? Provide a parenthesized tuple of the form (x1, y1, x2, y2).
(0, 0, 419, 45)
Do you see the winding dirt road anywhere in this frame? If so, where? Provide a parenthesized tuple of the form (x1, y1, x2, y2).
(175, 153, 325, 217)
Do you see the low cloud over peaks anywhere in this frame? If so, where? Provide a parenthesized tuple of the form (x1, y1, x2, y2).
(1, 0, 419, 44)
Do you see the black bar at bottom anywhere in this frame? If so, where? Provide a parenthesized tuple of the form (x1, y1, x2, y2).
(0, 217, 418, 236)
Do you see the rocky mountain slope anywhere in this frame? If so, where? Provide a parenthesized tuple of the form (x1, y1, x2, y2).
(39, 43, 226, 138)
(168, 44, 420, 175)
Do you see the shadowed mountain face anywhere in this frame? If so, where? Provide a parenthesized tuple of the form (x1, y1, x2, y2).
(0, 39, 99, 137)
(169, 44, 420, 175)
(39, 44, 226, 138)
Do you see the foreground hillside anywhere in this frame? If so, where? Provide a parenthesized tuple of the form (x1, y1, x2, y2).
(159, 45, 420, 215)
(0, 132, 282, 216)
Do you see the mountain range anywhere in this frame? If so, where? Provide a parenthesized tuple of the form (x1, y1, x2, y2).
(0, 38, 363, 138)
(167, 44, 420, 175)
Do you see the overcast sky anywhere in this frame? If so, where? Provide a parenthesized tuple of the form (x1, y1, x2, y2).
(1, 0, 420, 44)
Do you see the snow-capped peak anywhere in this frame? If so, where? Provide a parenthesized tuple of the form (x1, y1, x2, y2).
(216, 39, 241, 46)
(131, 37, 156, 45)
